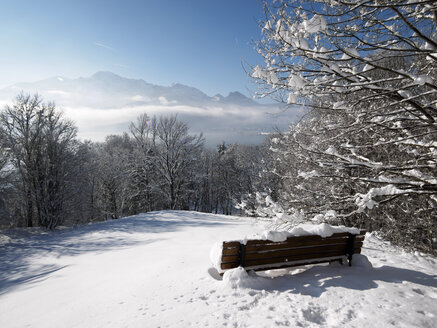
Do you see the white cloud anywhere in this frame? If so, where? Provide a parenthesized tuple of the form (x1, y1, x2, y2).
(47, 90, 70, 97)
(0, 99, 9, 108)
(158, 96, 177, 106)
(64, 104, 217, 131)
(0, 72, 303, 147)
(62, 103, 296, 147)
(0, 92, 298, 147)
(130, 95, 150, 102)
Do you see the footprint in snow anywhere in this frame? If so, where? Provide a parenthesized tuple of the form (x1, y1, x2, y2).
(223, 313, 231, 319)
(301, 305, 326, 324)
(412, 288, 424, 295)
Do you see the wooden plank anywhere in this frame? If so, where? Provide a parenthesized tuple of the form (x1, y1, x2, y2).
(354, 241, 363, 248)
(221, 244, 362, 264)
(221, 254, 239, 263)
(223, 231, 365, 250)
(245, 250, 346, 267)
(244, 244, 348, 261)
(222, 248, 239, 256)
(223, 241, 240, 248)
(221, 261, 240, 270)
(245, 258, 344, 272)
(245, 238, 348, 253)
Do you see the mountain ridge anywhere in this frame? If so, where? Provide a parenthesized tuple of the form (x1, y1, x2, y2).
(0, 71, 300, 147)
(1, 71, 260, 108)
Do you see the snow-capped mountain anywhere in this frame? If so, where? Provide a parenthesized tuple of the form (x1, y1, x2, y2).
(0, 72, 302, 146)
(0, 71, 259, 108)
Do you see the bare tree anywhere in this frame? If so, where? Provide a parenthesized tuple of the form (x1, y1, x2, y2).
(0, 94, 79, 229)
(94, 134, 133, 219)
(152, 115, 204, 210)
(0, 140, 14, 227)
(128, 113, 158, 212)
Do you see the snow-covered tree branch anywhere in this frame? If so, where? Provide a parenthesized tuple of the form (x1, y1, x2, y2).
(252, 0, 436, 253)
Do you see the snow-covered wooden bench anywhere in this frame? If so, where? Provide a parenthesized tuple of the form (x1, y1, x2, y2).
(219, 230, 366, 273)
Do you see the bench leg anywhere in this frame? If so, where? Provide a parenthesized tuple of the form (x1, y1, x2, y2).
(346, 233, 356, 266)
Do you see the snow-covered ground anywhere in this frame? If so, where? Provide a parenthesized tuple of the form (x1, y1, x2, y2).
(0, 211, 436, 327)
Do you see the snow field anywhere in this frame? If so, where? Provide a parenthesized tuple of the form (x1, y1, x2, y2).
(0, 211, 436, 327)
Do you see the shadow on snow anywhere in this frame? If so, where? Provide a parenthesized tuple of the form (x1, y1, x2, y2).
(226, 263, 437, 297)
(0, 210, 236, 295)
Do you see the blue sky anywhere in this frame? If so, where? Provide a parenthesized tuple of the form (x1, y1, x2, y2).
(0, 0, 266, 97)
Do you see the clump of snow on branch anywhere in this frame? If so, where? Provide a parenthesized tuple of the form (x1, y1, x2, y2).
(355, 185, 412, 213)
(249, 0, 436, 254)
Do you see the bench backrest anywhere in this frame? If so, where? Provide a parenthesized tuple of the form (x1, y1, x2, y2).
(221, 230, 366, 272)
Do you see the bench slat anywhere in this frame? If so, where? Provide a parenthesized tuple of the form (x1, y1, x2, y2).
(222, 248, 239, 256)
(355, 241, 363, 248)
(245, 238, 348, 252)
(224, 233, 365, 250)
(221, 254, 239, 263)
(245, 250, 346, 267)
(221, 242, 362, 263)
(223, 241, 240, 248)
(242, 257, 346, 272)
(246, 238, 363, 252)
(244, 244, 348, 261)
(220, 251, 361, 272)
(221, 261, 240, 270)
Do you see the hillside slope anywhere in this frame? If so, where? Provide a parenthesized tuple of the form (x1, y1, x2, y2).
(0, 211, 436, 327)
